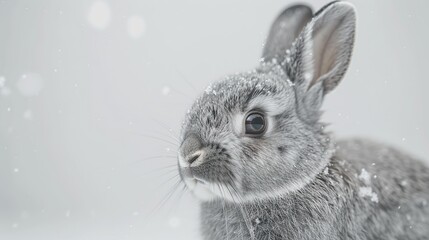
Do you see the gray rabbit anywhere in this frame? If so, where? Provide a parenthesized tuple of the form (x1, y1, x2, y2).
(177, 1, 429, 239)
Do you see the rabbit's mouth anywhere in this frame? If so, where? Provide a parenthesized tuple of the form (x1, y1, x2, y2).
(194, 176, 208, 185)
(182, 174, 217, 201)
(180, 168, 238, 202)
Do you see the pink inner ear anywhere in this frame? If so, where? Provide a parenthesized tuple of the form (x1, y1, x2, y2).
(311, 16, 344, 87)
(299, 2, 356, 93)
(311, 20, 341, 85)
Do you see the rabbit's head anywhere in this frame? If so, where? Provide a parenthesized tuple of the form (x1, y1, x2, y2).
(178, 2, 356, 202)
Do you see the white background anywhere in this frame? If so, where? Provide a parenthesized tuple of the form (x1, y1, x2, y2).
(0, 0, 428, 239)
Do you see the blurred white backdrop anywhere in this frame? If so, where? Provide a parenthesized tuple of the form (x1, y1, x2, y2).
(0, 0, 428, 239)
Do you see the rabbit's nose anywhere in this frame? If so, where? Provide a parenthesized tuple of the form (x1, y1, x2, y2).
(179, 134, 204, 167)
(186, 150, 205, 166)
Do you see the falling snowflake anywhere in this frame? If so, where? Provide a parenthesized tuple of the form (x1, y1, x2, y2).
(127, 15, 146, 39)
(1, 87, 11, 96)
(0, 76, 5, 87)
(162, 86, 171, 95)
(168, 216, 181, 229)
(88, 1, 111, 30)
(16, 73, 44, 97)
(23, 110, 33, 120)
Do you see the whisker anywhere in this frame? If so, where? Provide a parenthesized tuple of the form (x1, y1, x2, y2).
(149, 178, 183, 218)
(147, 118, 181, 142)
(141, 166, 179, 178)
(151, 164, 178, 172)
(131, 155, 177, 164)
(139, 179, 182, 230)
(175, 184, 188, 205)
(170, 87, 194, 100)
(164, 181, 188, 217)
(156, 173, 181, 189)
(155, 131, 181, 145)
(225, 174, 256, 240)
(218, 184, 230, 240)
(175, 68, 198, 92)
(134, 133, 179, 147)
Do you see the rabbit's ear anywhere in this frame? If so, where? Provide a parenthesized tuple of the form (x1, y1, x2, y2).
(262, 5, 313, 63)
(288, 1, 356, 123)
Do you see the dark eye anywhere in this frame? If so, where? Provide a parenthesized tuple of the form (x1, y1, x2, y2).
(244, 112, 266, 136)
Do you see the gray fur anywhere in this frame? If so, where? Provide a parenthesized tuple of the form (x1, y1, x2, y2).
(177, 2, 429, 239)
(262, 5, 313, 64)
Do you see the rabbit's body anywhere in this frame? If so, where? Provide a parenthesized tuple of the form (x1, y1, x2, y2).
(200, 138, 429, 240)
(176, 2, 429, 239)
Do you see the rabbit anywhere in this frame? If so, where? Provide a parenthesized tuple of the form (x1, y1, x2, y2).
(177, 1, 429, 240)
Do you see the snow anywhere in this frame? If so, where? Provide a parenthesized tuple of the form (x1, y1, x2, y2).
(13, 168, 19, 173)
(304, 72, 312, 81)
(1, 75, 10, 96)
(357, 168, 378, 202)
(1, 86, 11, 96)
(23, 109, 33, 120)
(168, 216, 181, 228)
(358, 168, 371, 185)
(323, 167, 329, 175)
(16, 73, 44, 97)
(127, 16, 146, 39)
(20, 211, 29, 219)
(162, 86, 171, 95)
(0, 76, 5, 87)
(204, 85, 213, 94)
(358, 186, 379, 203)
(88, 1, 111, 30)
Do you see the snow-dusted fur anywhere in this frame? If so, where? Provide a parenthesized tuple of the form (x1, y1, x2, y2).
(177, 2, 429, 239)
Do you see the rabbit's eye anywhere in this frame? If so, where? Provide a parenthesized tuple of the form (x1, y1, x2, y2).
(244, 112, 266, 136)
